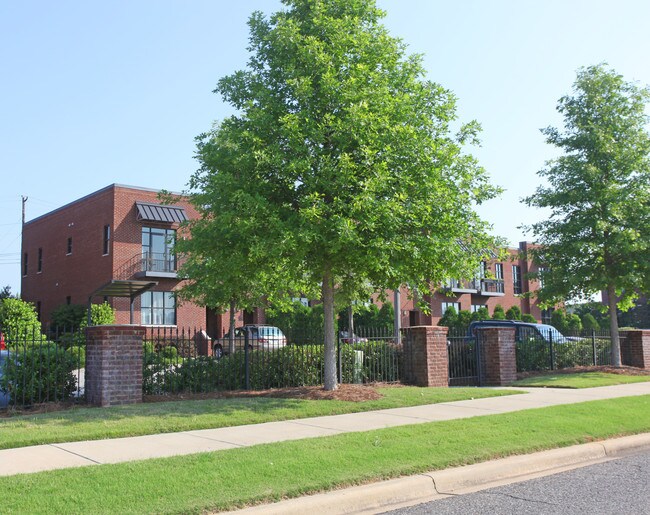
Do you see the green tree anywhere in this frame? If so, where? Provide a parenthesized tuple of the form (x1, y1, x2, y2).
(550, 309, 569, 333)
(184, 0, 499, 389)
(0, 286, 14, 300)
(581, 313, 600, 331)
(524, 64, 650, 366)
(457, 309, 473, 330)
(51, 304, 88, 331)
(566, 313, 583, 332)
(471, 307, 490, 321)
(522, 314, 537, 323)
(0, 298, 44, 342)
(505, 305, 522, 320)
(438, 306, 458, 329)
(491, 304, 506, 320)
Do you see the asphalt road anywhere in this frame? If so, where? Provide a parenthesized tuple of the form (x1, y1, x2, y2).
(383, 450, 650, 515)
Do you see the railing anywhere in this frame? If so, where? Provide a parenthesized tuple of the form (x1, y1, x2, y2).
(141, 252, 176, 273)
(480, 278, 505, 294)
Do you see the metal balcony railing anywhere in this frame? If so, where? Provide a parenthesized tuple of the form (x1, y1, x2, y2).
(141, 252, 176, 273)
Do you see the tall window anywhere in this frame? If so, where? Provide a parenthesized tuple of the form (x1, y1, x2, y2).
(142, 227, 176, 272)
(67, 237, 73, 255)
(538, 267, 548, 288)
(512, 265, 522, 294)
(23, 252, 28, 276)
(37, 248, 43, 273)
(141, 291, 176, 325)
(495, 263, 503, 281)
(541, 308, 553, 325)
(103, 225, 111, 255)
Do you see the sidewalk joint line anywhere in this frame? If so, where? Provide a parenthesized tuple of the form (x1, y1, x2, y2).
(48, 444, 103, 465)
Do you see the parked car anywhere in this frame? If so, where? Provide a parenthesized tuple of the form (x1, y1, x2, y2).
(467, 320, 571, 344)
(338, 331, 369, 344)
(212, 325, 287, 359)
(0, 331, 5, 350)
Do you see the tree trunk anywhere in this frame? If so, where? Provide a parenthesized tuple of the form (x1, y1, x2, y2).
(229, 299, 236, 355)
(348, 305, 354, 338)
(322, 267, 338, 391)
(607, 283, 622, 367)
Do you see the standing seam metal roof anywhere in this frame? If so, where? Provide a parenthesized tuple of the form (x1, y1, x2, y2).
(135, 202, 188, 223)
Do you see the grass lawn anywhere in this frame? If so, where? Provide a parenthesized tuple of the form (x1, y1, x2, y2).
(3, 395, 649, 514)
(512, 372, 650, 389)
(0, 386, 516, 450)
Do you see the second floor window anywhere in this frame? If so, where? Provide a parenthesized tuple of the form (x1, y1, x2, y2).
(142, 227, 176, 272)
(67, 237, 73, 255)
(37, 248, 43, 273)
(103, 225, 111, 255)
(23, 253, 28, 276)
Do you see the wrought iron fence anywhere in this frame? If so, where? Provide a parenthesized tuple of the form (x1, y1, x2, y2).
(516, 329, 612, 373)
(447, 327, 481, 386)
(0, 325, 85, 410)
(142, 325, 403, 395)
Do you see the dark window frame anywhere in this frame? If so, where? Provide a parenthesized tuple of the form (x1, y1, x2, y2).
(512, 265, 522, 295)
(103, 225, 111, 255)
(67, 237, 73, 255)
(141, 291, 177, 326)
(37, 247, 43, 273)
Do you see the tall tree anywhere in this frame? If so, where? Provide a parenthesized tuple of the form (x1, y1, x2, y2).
(524, 64, 650, 366)
(185, 0, 499, 389)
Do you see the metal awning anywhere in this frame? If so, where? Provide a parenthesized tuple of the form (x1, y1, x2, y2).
(135, 202, 188, 223)
(88, 280, 158, 325)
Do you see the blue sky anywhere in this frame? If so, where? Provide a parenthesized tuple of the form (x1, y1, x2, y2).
(1, 0, 649, 294)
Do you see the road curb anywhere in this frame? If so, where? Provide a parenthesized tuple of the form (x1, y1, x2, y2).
(233, 433, 650, 514)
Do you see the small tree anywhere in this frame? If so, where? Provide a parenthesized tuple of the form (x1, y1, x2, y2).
(51, 304, 88, 331)
(566, 313, 583, 332)
(0, 285, 14, 300)
(438, 306, 458, 329)
(522, 314, 538, 323)
(0, 298, 44, 342)
(471, 307, 490, 321)
(550, 309, 569, 333)
(524, 64, 650, 366)
(505, 306, 522, 320)
(491, 304, 506, 320)
(581, 313, 600, 331)
(457, 310, 473, 330)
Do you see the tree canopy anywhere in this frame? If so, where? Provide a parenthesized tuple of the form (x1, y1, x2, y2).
(524, 63, 650, 365)
(180, 0, 499, 389)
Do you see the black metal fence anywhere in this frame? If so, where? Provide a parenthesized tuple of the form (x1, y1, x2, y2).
(516, 329, 612, 373)
(143, 326, 403, 395)
(447, 328, 481, 386)
(0, 325, 85, 410)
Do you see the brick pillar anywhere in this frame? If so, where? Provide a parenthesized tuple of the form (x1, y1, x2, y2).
(619, 330, 650, 369)
(477, 327, 517, 386)
(402, 326, 448, 387)
(85, 325, 145, 407)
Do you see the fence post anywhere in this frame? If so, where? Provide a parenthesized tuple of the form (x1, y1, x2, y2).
(337, 334, 342, 384)
(477, 327, 517, 386)
(85, 325, 144, 407)
(619, 330, 650, 369)
(401, 326, 448, 387)
(591, 329, 597, 366)
(549, 331, 556, 371)
(244, 331, 250, 390)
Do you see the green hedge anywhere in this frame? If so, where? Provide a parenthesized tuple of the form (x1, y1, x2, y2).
(516, 337, 612, 372)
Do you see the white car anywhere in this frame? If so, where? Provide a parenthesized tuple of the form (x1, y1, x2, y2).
(213, 325, 287, 358)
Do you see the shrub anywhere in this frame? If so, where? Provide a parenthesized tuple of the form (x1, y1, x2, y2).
(0, 343, 78, 405)
(471, 307, 489, 322)
(491, 304, 506, 320)
(51, 304, 87, 332)
(506, 306, 522, 320)
(0, 298, 45, 344)
(581, 313, 600, 331)
(550, 309, 569, 333)
(566, 313, 583, 332)
(521, 314, 537, 323)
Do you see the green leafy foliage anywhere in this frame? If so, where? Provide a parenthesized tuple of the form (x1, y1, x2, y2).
(581, 313, 600, 331)
(0, 343, 78, 404)
(180, 0, 500, 389)
(471, 307, 489, 322)
(506, 306, 522, 320)
(523, 64, 650, 365)
(0, 298, 45, 343)
(550, 309, 569, 333)
(521, 314, 537, 323)
(51, 304, 88, 331)
(491, 304, 506, 320)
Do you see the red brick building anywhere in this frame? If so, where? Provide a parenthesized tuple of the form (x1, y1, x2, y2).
(20, 184, 262, 336)
(385, 241, 547, 327)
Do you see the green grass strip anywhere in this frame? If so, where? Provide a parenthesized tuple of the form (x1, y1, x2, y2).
(512, 372, 650, 389)
(0, 387, 515, 450)
(3, 395, 649, 514)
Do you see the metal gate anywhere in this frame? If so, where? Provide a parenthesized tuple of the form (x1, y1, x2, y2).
(447, 330, 482, 386)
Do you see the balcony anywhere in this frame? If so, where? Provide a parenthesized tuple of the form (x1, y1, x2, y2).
(443, 279, 480, 294)
(136, 252, 178, 279)
(479, 278, 505, 296)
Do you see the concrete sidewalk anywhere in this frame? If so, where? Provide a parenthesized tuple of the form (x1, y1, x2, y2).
(0, 382, 649, 477)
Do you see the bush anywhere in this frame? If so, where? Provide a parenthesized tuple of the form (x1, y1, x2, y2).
(51, 304, 87, 332)
(506, 306, 522, 320)
(491, 304, 506, 320)
(0, 298, 45, 344)
(0, 343, 78, 405)
(581, 313, 600, 331)
(521, 314, 537, 323)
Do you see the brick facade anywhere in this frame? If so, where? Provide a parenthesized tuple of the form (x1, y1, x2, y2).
(402, 325, 449, 387)
(477, 327, 517, 386)
(619, 330, 650, 370)
(85, 325, 144, 406)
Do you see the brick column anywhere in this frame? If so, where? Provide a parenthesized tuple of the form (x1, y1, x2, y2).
(619, 330, 650, 369)
(85, 325, 145, 407)
(477, 327, 517, 386)
(402, 326, 448, 387)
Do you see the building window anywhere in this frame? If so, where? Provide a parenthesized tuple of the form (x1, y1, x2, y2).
(541, 308, 553, 325)
(67, 237, 73, 255)
(442, 302, 461, 314)
(37, 248, 43, 273)
(141, 291, 176, 325)
(495, 263, 503, 281)
(513, 265, 522, 294)
(23, 253, 28, 276)
(142, 227, 176, 272)
(66, 296, 71, 305)
(103, 225, 111, 255)
(538, 267, 548, 289)
(471, 304, 487, 313)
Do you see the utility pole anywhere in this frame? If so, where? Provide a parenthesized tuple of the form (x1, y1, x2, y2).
(21, 196, 28, 226)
